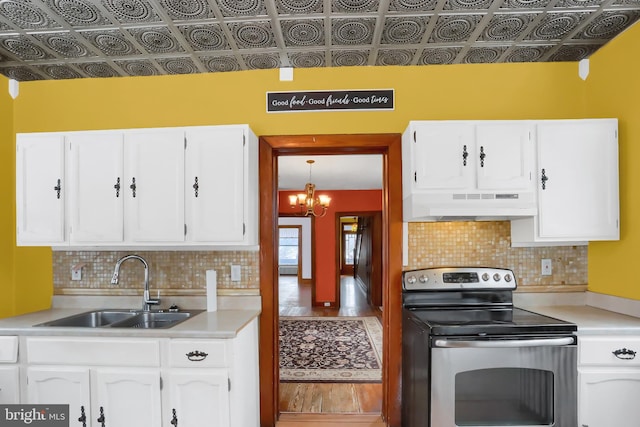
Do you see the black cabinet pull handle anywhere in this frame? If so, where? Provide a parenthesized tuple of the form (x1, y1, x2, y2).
(54, 178, 61, 199)
(97, 406, 105, 427)
(186, 350, 208, 361)
(193, 177, 199, 197)
(114, 177, 121, 198)
(541, 169, 548, 190)
(479, 146, 486, 167)
(78, 406, 86, 427)
(462, 145, 468, 166)
(130, 177, 136, 198)
(613, 348, 637, 360)
(171, 408, 178, 426)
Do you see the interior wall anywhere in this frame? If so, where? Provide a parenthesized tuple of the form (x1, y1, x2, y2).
(279, 189, 382, 304)
(9, 61, 597, 310)
(584, 21, 640, 300)
(0, 75, 15, 318)
(278, 217, 312, 280)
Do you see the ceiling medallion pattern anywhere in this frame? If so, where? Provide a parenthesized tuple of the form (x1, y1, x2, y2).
(0, 0, 638, 80)
(289, 51, 326, 67)
(332, 49, 369, 66)
(282, 20, 325, 46)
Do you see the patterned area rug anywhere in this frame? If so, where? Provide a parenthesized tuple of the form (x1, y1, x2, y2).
(279, 316, 383, 383)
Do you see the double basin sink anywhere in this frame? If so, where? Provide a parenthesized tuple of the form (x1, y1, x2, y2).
(36, 309, 203, 329)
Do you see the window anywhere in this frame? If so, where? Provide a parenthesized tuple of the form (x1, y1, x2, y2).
(279, 227, 299, 266)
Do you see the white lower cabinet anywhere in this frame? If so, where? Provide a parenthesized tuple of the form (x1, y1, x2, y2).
(578, 336, 640, 427)
(0, 366, 20, 403)
(163, 369, 230, 427)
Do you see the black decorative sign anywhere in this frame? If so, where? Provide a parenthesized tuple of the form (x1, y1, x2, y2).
(267, 89, 394, 113)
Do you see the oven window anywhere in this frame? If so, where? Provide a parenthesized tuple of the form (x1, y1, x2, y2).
(455, 368, 554, 426)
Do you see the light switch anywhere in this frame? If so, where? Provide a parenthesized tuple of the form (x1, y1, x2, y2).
(231, 265, 241, 282)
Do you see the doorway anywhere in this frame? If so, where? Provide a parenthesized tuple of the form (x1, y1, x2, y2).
(258, 134, 403, 427)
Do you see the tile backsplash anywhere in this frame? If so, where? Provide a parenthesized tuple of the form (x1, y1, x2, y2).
(407, 221, 587, 290)
(53, 250, 259, 295)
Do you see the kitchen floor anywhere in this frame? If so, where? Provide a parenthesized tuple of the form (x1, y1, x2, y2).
(278, 275, 383, 415)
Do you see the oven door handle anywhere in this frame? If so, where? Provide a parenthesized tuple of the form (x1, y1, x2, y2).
(433, 336, 575, 348)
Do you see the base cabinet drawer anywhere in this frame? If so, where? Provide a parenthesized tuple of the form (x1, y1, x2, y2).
(579, 336, 640, 366)
(167, 339, 229, 368)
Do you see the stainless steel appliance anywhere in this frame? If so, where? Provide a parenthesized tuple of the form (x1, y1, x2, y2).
(402, 267, 577, 427)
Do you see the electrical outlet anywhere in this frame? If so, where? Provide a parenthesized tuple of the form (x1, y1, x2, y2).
(231, 265, 241, 282)
(71, 267, 82, 281)
(324, 302, 330, 307)
(541, 259, 552, 276)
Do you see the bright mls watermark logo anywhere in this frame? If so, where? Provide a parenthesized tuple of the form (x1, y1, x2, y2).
(0, 406, 68, 426)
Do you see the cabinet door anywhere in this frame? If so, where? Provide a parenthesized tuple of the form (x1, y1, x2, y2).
(412, 122, 475, 190)
(165, 369, 230, 427)
(579, 368, 640, 427)
(93, 368, 161, 427)
(185, 127, 245, 243)
(537, 120, 619, 240)
(16, 133, 66, 245)
(476, 122, 533, 191)
(124, 129, 185, 242)
(0, 366, 19, 404)
(68, 132, 124, 243)
(26, 367, 91, 422)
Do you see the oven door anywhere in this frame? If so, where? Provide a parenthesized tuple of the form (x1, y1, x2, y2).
(430, 335, 577, 427)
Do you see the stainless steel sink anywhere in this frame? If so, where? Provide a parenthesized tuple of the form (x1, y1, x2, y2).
(35, 309, 202, 329)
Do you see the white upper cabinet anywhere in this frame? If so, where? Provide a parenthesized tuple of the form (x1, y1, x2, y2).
(68, 132, 124, 243)
(402, 120, 535, 221)
(16, 133, 66, 245)
(124, 129, 185, 243)
(185, 126, 257, 245)
(16, 125, 257, 248)
(511, 119, 619, 245)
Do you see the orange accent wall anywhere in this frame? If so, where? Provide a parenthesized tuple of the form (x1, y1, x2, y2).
(279, 189, 382, 304)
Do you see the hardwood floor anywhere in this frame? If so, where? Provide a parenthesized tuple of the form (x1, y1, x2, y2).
(278, 275, 383, 415)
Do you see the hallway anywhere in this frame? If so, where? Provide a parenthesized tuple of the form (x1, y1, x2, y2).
(278, 275, 383, 415)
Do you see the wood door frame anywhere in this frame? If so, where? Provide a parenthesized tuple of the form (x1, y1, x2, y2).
(259, 134, 403, 427)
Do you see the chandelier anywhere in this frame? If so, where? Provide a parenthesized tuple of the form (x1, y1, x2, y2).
(288, 160, 331, 217)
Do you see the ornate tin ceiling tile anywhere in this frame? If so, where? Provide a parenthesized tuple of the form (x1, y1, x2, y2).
(0, 65, 44, 80)
(43, 0, 110, 26)
(0, 0, 61, 29)
(381, 17, 429, 44)
(157, 57, 199, 74)
(33, 32, 93, 58)
(418, 47, 461, 64)
(376, 49, 416, 65)
(289, 51, 326, 67)
(528, 12, 590, 41)
(430, 15, 482, 43)
(35, 63, 83, 79)
(548, 43, 599, 60)
(114, 59, 158, 75)
(388, 0, 438, 13)
(229, 21, 276, 49)
(282, 19, 325, 46)
(462, 46, 508, 63)
(158, 0, 213, 20)
(199, 55, 241, 72)
(243, 52, 281, 69)
(277, 0, 324, 14)
(575, 10, 640, 39)
(217, 0, 267, 17)
(81, 29, 140, 55)
(480, 14, 535, 41)
(505, 45, 552, 61)
(443, 0, 494, 11)
(179, 24, 230, 51)
(331, 49, 370, 66)
(500, 0, 551, 9)
(332, 0, 380, 13)
(76, 61, 120, 77)
(332, 18, 376, 45)
(129, 26, 184, 53)
(100, 0, 161, 23)
(0, 35, 52, 60)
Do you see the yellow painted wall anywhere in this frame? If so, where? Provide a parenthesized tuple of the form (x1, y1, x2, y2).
(0, 75, 15, 318)
(585, 22, 640, 299)
(6, 60, 599, 313)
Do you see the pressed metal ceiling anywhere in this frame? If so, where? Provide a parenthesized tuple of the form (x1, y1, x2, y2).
(0, 0, 638, 81)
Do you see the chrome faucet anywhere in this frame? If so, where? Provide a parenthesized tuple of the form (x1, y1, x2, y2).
(110, 255, 160, 311)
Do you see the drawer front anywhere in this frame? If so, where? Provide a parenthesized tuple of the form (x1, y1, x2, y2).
(579, 336, 640, 366)
(168, 339, 228, 367)
(26, 337, 160, 367)
(0, 336, 18, 363)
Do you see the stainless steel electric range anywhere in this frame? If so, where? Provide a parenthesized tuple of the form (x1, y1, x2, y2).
(401, 267, 577, 427)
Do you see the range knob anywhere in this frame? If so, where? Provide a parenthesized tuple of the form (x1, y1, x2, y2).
(493, 273, 501, 282)
(418, 275, 428, 283)
(482, 273, 490, 282)
(504, 274, 513, 282)
(406, 275, 417, 285)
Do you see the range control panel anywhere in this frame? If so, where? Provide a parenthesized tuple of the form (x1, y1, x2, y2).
(403, 267, 517, 291)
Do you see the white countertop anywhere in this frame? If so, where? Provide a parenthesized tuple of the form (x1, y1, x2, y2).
(519, 304, 640, 335)
(0, 307, 260, 339)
